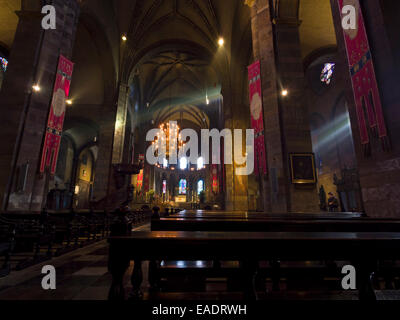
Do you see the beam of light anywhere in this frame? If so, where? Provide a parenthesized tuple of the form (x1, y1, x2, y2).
(313, 113, 353, 149)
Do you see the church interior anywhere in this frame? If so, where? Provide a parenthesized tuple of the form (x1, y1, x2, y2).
(1, 0, 400, 305)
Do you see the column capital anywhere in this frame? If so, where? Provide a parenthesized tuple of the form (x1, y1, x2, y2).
(244, 0, 256, 7)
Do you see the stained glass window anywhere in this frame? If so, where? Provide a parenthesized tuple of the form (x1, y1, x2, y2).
(320, 63, 335, 85)
(197, 180, 204, 195)
(179, 179, 187, 195)
(0, 57, 8, 72)
(162, 180, 167, 194)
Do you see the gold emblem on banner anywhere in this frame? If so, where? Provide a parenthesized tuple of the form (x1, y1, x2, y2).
(52, 76, 66, 117)
(250, 92, 262, 121)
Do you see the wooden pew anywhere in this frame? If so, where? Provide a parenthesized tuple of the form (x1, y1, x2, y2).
(0, 210, 115, 269)
(152, 217, 400, 232)
(166, 210, 365, 220)
(0, 218, 15, 277)
(0, 208, 151, 270)
(0, 215, 55, 270)
(108, 231, 400, 301)
(152, 212, 400, 291)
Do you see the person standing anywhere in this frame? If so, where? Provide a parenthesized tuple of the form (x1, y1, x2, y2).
(327, 192, 339, 212)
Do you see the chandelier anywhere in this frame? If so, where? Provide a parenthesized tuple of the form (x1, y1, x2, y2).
(152, 121, 185, 167)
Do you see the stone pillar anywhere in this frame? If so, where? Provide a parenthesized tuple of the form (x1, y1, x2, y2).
(250, 0, 319, 212)
(112, 84, 129, 164)
(330, 0, 400, 217)
(92, 105, 116, 202)
(222, 85, 249, 211)
(0, 0, 80, 211)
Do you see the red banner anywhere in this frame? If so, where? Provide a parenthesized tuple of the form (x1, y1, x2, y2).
(136, 169, 143, 191)
(211, 164, 218, 194)
(40, 55, 74, 174)
(143, 164, 150, 193)
(248, 61, 267, 175)
(136, 155, 145, 191)
(338, 0, 388, 150)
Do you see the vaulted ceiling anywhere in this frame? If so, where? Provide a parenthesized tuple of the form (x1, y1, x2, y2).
(299, 0, 337, 60)
(117, 0, 252, 129)
(1, 0, 338, 131)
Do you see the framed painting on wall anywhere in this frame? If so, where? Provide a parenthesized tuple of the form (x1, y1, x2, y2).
(289, 153, 317, 184)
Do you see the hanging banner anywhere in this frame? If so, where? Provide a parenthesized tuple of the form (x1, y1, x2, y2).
(143, 164, 150, 193)
(337, 0, 388, 151)
(248, 61, 267, 175)
(40, 55, 74, 174)
(211, 164, 219, 194)
(136, 169, 143, 190)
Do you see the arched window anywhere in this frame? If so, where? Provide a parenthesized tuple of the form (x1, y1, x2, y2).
(162, 180, 167, 194)
(320, 63, 335, 85)
(197, 180, 204, 195)
(179, 179, 187, 195)
(0, 57, 8, 72)
(0, 57, 7, 90)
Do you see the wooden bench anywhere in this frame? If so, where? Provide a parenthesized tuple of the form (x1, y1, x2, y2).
(151, 211, 400, 291)
(152, 217, 400, 232)
(166, 210, 365, 220)
(0, 218, 15, 277)
(0, 210, 115, 270)
(108, 231, 400, 301)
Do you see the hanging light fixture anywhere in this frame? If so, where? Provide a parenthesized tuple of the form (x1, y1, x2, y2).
(153, 122, 186, 165)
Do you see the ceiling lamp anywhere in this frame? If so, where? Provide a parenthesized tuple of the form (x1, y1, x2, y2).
(122, 35, 127, 42)
(153, 122, 186, 165)
(281, 89, 288, 97)
(218, 37, 224, 47)
(32, 84, 41, 92)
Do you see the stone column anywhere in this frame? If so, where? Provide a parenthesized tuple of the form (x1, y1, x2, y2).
(222, 85, 249, 211)
(92, 105, 116, 202)
(0, 0, 80, 211)
(112, 84, 129, 164)
(250, 0, 319, 212)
